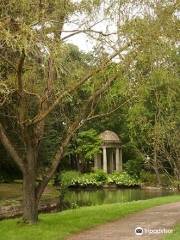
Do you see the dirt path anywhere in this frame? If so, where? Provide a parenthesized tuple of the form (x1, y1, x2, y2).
(67, 202, 180, 240)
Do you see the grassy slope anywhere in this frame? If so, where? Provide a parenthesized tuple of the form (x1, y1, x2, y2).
(0, 195, 180, 240)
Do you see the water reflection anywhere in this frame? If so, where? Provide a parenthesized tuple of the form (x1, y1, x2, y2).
(64, 188, 176, 207)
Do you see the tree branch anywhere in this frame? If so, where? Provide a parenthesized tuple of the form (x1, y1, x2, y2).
(62, 29, 117, 41)
(36, 74, 117, 199)
(36, 119, 81, 200)
(0, 122, 25, 173)
(17, 49, 25, 93)
(26, 51, 121, 126)
(86, 94, 138, 122)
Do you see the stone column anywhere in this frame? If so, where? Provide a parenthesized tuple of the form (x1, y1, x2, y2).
(103, 147, 107, 173)
(119, 147, 122, 171)
(116, 148, 120, 172)
(110, 150, 114, 173)
(94, 154, 98, 170)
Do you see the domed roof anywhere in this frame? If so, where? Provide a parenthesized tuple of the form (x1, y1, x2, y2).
(99, 130, 121, 143)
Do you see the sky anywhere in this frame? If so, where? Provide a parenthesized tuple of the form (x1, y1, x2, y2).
(62, 30, 94, 52)
(61, 1, 180, 53)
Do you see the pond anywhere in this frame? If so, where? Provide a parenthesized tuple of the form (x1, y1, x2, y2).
(64, 188, 177, 207)
(0, 183, 177, 208)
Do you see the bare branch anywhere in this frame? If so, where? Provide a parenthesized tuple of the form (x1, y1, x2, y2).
(62, 29, 117, 41)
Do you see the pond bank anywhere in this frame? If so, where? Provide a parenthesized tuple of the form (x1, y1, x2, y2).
(0, 183, 59, 220)
(0, 198, 59, 220)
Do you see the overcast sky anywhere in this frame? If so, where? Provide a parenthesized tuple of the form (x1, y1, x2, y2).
(61, 2, 180, 53)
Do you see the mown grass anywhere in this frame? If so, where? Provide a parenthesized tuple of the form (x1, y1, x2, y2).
(164, 224, 180, 240)
(0, 195, 179, 240)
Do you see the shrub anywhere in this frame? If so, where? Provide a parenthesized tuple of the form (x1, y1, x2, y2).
(140, 171, 157, 185)
(60, 171, 80, 187)
(108, 172, 140, 187)
(58, 171, 81, 210)
(125, 158, 144, 178)
(140, 170, 172, 186)
(93, 169, 107, 182)
(71, 173, 103, 187)
(59, 171, 140, 188)
(59, 171, 103, 187)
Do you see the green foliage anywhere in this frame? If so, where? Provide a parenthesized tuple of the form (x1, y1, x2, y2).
(59, 170, 139, 188)
(71, 173, 103, 187)
(125, 158, 144, 178)
(75, 129, 101, 160)
(140, 171, 159, 186)
(60, 170, 80, 187)
(107, 172, 140, 187)
(140, 171, 171, 186)
(61, 170, 106, 187)
(93, 169, 107, 182)
(58, 170, 81, 210)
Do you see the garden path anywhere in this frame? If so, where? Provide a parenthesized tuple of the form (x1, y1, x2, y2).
(67, 202, 180, 240)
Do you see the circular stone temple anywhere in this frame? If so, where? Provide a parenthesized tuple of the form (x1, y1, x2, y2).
(94, 130, 122, 173)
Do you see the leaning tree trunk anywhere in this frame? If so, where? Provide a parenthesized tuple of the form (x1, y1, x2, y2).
(23, 144, 39, 224)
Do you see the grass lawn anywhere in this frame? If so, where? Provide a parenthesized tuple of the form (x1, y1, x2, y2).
(164, 224, 180, 240)
(0, 195, 179, 240)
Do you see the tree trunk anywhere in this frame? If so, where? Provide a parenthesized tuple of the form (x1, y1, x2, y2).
(23, 144, 38, 224)
(153, 148, 161, 186)
(23, 172, 38, 224)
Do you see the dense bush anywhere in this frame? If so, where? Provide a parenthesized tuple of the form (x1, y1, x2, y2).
(59, 170, 140, 188)
(108, 172, 140, 187)
(72, 173, 103, 187)
(140, 171, 157, 185)
(125, 158, 144, 178)
(140, 170, 171, 186)
(93, 170, 107, 182)
(60, 170, 81, 187)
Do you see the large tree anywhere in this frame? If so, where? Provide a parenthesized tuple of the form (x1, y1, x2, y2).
(0, 0, 127, 223)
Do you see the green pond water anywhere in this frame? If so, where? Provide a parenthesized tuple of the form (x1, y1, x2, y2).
(64, 188, 177, 207)
(0, 183, 177, 207)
